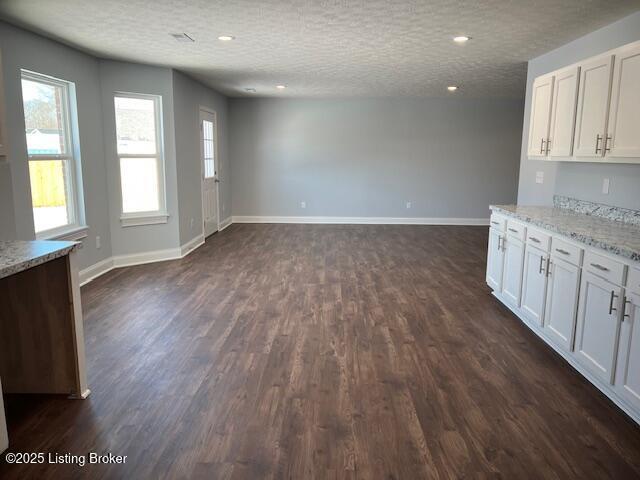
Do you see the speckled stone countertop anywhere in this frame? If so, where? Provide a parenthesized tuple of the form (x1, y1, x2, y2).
(490, 205, 640, 263)
(0, 240, 78, 280)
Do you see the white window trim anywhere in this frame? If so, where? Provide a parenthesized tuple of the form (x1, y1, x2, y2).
(114, 92, 168, 227)
(21, 70, 86, 240)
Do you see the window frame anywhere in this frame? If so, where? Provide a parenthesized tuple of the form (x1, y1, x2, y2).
(114, 92, 168, 226)
(21, 70, 86, 240)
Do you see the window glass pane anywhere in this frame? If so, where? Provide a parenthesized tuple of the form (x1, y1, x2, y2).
(203, 119, 215, 178)
(120, 157, 159, 213)
(29, 159, 71, 233)
(115, 96, 157, 155)
(22, 78, 67, 155)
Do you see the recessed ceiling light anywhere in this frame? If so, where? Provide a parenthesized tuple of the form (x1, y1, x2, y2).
(453, 35, 470, 43)
(170, 33, 195, 43)
(276, 85, 286, 90)
(447, 85, 459, 92)
(218, 35, 235, 41)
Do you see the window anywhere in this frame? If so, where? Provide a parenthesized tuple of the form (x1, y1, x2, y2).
(202, 119, 216, 179)
(114, 93, 167, 225)
(21, 71, 84, 237)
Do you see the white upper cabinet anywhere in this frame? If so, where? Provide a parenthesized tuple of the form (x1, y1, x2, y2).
(527, 74, 554, 158)
(548, 66, 580, 157)
(573, 54, 614, 158)
(606, 42, 640, 160)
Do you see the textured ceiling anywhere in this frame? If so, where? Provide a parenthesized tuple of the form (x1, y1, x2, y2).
(0, 0, 639, 98)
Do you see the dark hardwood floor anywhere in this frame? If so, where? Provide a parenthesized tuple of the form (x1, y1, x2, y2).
(1, 224, 640, 479)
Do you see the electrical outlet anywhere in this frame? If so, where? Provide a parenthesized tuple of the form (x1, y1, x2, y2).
(602, 178, 610, 195)
(535, 171, 544, 184)
(95, 235, 101, 249)
(300, 201, 306, 209)
(406, 202, 412, 209)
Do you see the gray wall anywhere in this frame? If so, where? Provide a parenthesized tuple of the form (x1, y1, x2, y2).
(230, 97, 524, 219)
(99, 60, 180, 256)
(518, 11, 640, 210)
(0, 21, 112, 269)
(172, 70, 230, 245)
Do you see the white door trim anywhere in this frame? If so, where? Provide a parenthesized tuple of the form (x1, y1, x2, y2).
(199, 106, 220, 237)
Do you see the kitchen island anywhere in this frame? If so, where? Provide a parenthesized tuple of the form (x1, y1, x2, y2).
(0, 240, 90, 453)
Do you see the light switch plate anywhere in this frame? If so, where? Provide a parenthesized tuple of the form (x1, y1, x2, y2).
(535, 171, 544, 184)
(602, 178, 610, 195)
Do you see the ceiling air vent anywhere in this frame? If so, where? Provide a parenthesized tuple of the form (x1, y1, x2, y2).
(170, 33, 194, 43)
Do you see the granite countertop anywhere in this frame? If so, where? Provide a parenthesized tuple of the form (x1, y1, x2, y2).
(0, 240, 78, 280)
(490, 205, 640, 263)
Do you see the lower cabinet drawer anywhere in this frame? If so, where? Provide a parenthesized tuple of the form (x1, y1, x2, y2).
(490, 214, 507, 232)
(550, 237, 583, 266)
(506, 220, 526, 242)
(584, 250, 626, 286)
(526, 227, 551, 252)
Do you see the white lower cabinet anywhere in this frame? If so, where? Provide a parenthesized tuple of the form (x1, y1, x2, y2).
(614, 292, 640, 410)
(486, 227, 505, 291)
(543, 257, 581, 352)
(501, 235, 525, 308)
(574, 271, 623, 384)
(521, 245, 548, 326)
(487, 212, 640, 424)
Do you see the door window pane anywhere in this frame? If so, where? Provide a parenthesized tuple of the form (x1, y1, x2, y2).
(114, 96, 157, 155)
(22, 78, 67, 155)
(203, 119, 215, 178)
(29, 159, 70, 233)
(120, 157, 160, 213)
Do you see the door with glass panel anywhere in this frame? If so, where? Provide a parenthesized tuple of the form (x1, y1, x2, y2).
(200, 109, 218, 237)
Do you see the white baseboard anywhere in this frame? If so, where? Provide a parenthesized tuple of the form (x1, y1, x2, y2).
(231, 215, 489, 226)
(181, 233, 205, 257)
(79, 257, 115, 286)
(79, 234, 205, 286)
(219, 216, 233, 231)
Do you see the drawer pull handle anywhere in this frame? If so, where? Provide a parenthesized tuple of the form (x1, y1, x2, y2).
(609, 291, 618, 315)
(508, 228, 519, 233)
(623, 297, 631, 320)
(529, 237, 541, 243)
(590, 263, 609, 272)
(491, 221, 500, 226)
(555, 248, 570, 256)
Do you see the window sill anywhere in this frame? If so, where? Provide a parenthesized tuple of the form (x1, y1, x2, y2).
(40, 225, 89, 242)
(120, 212, 169, 227)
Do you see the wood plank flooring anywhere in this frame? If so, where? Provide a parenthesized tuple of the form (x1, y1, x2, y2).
(1, 224, 640, 479)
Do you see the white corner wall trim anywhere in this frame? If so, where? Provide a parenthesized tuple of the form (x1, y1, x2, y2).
(219, 216, 233, 231)
(181, 233, 205, 257)
(79, 257, 115, 286)
(231, 216, 489, 226)
(79, 234, 205, 286)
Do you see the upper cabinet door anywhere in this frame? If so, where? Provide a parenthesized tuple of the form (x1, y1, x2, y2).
(548, 66, 580, 157)
(606, 43, 640, 159)
(573, 54, 614, 158)
(527, 74, 554, 158)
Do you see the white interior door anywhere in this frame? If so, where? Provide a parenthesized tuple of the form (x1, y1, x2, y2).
(200, 109, 219, 237)
(573, 54, 614, 158)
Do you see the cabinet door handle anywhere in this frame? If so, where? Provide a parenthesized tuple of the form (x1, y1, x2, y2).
(609, 290, 618, 315)
(540, 138, 545, 154)
(623, 297, 631, 320)
(604, 134, 612, 153)
(529, 237, 541, 243)
(508, 228, 519, 234)
(590, 263, 609, 272)
(595, 134, 602, 154)
(546, 138, 551, 155)
(497, 236, 502, 251)
(546, 258, 552, 277)
(539, 256, 545, 274)
(555, 248, 570, 256)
